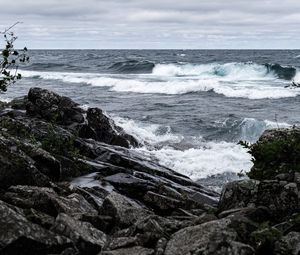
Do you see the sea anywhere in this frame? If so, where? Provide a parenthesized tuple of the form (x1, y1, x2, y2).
(2, 49, 300, 191)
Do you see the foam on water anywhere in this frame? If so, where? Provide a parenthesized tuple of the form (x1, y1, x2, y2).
(152, 62, 275, 80)
(294, 71, 300, 83)
(113, 115, 253, 180)
(20, 69, 300, 99)
(135, 143, 252, 180)
(113, 116, 183, 145)
(113, 115, 294, 180)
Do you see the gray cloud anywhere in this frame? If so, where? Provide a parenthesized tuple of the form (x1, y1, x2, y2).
(0, 0, 300, 48)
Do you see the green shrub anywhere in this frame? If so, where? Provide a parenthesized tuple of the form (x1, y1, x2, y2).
(240, 129, 300, 180)
(0, 23, 29, 92)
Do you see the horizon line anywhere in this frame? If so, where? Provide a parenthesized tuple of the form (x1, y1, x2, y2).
(24, 48, 300, 50)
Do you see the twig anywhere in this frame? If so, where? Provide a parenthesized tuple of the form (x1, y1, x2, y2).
(0, 22, 22, 34)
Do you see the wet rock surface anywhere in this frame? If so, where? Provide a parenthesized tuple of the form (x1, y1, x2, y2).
(0, 88, 299, 254)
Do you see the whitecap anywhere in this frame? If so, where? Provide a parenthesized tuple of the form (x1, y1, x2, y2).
(20, 68, 300, 99)
(113, 115, 253, 180)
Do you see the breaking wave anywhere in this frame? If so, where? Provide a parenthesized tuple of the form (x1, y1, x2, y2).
(152, 62, 296, 80)
(217, 118, 292, 143)
(113, 116, 253, 180)
(113, 115, 293, 180)
(20, 61, 300, 99)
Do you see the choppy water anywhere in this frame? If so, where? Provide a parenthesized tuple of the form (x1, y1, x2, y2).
(2, 50, 300, 189)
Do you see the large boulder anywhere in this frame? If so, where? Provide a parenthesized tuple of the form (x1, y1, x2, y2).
(27, 87, 84, 125)
(164, 218, 254, 255)
(84, 107, 139, 148)
(0, 200, 73, 254)
(219, 179, 300, 221)
(274, 231, 300, 255)
(0, 135, 50, 189)
(1, 186, 97, 217)
(26, 87, 138, 148)
(100, 192, 152, 228)
(51, 213, 107, 254)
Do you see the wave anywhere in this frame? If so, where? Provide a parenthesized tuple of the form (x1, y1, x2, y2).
(20, 70, 300, 99)
(108, 60, 155, 74)
(113, 116, 253, 180)
(153, 62, 296, 80)
(264, 63, 296, 80)
(212, 117, 292, 143)
(24, 62, 72, 71)
(238, 118, 291, 143)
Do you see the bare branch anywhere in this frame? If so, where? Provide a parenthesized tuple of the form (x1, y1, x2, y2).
(0, 22, 22, 34)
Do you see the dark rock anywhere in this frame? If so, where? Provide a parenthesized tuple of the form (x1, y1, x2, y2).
(9, 96, 28, 110)
(202, 241, 255, 255)
(274, 231, 300, 255)
(0, 100, 8, 110)
(218, 207, 272, 223)
(2, 186, 97, 217)
(192, 213, 218, 225)
(219, 179, 300, 221)
(0, 135, 51, 189)
(0, 108, 26, 118)
(100, 246, 154, 255)
(155, 238, 167, 255)
(219, 180, 259, 212)
(79, 214, 114, 234)
(143, 191, 183, 212)
(27, 87, 84, 125)
(93, 143, 219, 206)
(85, 107, 138, 148)
(100, 192, 152, 228)
(105, 236, 139, 250)
(51, 213, 107, 254)
(26, 88, 138, 148)
(165, 218, 237, 255)
(104, 173, 155, 198)
(0, 200, 73, 255)
(23, 208, 55, 229)
(165, 217, 256, 255)
(117, 215, 190, 247)
(23, 145, 61, 181)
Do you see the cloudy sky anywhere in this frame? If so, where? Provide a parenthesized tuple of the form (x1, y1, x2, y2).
(1, 0, 300, 49)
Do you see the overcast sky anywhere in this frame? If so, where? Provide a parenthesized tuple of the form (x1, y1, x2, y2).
(1, 0, 300, 49)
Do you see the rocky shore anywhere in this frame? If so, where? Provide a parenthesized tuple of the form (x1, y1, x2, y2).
(0, 88, 299, 255)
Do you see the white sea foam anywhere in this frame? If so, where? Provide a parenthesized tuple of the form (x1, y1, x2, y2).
(294, 71, 300, 83)
(135, 142, 253, 180)
(20, 66, 300, 99)
(152, 62, 275, 80)
(113, 116, 183, 145)
(114, 115, 253, 180)
(114, 115, 295, 179)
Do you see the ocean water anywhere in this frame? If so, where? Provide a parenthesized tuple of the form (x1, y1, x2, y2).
(2, 50, 300, 189)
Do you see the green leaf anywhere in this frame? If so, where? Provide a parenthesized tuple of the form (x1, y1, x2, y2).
(2, 49, 9, 58)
